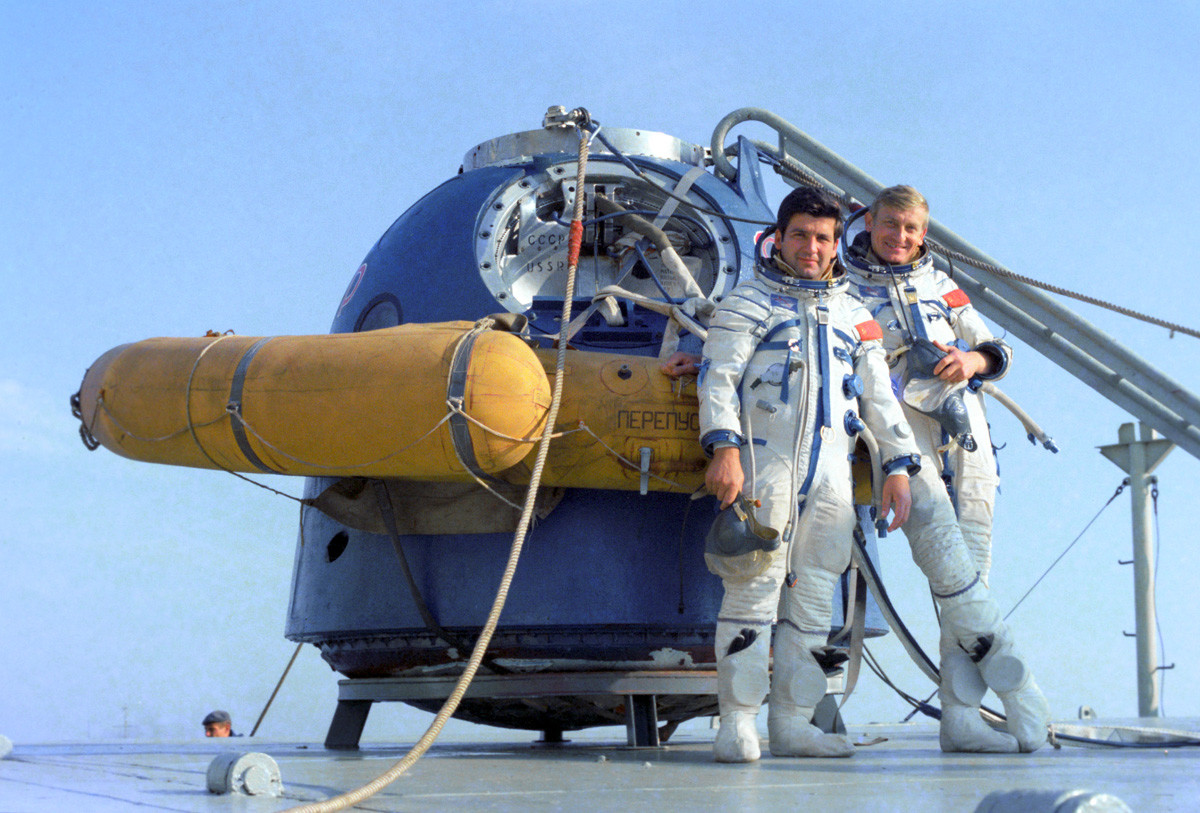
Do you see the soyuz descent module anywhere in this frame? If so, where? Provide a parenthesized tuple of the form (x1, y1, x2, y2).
(76, 107, 888, 740)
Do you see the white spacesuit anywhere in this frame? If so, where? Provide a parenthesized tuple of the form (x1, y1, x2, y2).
(842, 215, 1049, 753)
(698, 257, 921, 761)
(844, 227, 1007, 582)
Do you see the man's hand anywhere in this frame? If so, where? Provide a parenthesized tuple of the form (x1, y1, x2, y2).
(661, 351, 701, 378)
(931, 340, 989, 383)
(879, 473, 911, 532)
(705, 446, 743, 509)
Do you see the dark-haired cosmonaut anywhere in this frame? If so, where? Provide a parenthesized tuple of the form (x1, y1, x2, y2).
(697, 186, 918, 762)
(843, 185, 1048, 753)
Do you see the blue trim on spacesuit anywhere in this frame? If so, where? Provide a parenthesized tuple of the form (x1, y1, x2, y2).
(904, 285, 929, 341)
(700, 429, 744, 457)
(757, 263, 843, 291)
(725, 291, 766, 309)
(924, 298, 952, 322)
(883, 454, 921, 476)
(761, 318, 804, 344)
(817, 308, 832, 431)
(831, 327, 860, 348)
(930, 571, 981, 600)
(796, 305, 832, 500)
(780, 344, 794, 404)
(972, 339, 1010, 380)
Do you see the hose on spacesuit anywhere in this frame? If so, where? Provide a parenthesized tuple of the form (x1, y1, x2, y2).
(281, 110, 593, 813)
(850, 448, 1195, 749)
(851, 427, 1010, 728)
(886, 343, 1057, 454)
(977, 381, 1058, 452)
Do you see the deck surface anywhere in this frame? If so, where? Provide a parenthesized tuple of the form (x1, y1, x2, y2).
(2, 718, 1196, 811)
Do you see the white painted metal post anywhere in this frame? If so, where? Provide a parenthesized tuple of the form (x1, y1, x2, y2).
(1099, 422, 1174, 717)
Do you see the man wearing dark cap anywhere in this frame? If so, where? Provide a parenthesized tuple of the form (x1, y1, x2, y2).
(202, 710, 235, 737)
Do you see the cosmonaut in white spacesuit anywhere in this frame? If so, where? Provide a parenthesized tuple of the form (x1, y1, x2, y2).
(695, 186, 1049, 762)
(697, 186, 919, 762)
(841, 185, 1048, 753)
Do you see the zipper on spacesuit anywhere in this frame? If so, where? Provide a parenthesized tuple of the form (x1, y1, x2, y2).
(792, 303, 831, 525)
(779, 317, 812, 545)
(814, 305, 832, 434)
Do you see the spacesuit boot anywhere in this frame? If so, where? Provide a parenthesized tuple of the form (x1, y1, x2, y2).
(939, 583, 1050, 752)
(713, 621, 769, 763)
(766, 625, 854, 758)
(938, 635, 1019, 753)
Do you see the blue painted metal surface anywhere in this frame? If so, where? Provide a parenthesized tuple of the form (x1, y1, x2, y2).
(283, 118, 887, 730)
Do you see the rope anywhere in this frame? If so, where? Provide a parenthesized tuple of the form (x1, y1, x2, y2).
(281, 109, 591, 813)
(726, 121, 1200, 340)
(768, 153, 856, 211)
(446, 398, 580, 443)
(924, 238, 1200, 340)
(250, 643, 301, 737)
(1151, 479, 1170, 713)
(573, 422, 690, 490)
(1003, 479, 1127, 620)
(70, 391, 101, 450)
(184, 334, 236, 469)
(171, 334, 306, 502)
(95, 396, 227, 442)
(251, 501, 312, 737)
(374, 479, 512, 673)
(233, 405, 455, 472)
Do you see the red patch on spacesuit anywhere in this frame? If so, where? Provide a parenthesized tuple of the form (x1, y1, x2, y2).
(942, 288, 970, 308)
(855, 320, 883, 341)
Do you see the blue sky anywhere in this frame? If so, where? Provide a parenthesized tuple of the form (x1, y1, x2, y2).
(3, 1, 1199, 743)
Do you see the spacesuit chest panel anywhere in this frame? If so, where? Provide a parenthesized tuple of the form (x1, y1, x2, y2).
(855, 277, 958, 364)
(739, 299, 815, 416)
(742, 293, 861, 493)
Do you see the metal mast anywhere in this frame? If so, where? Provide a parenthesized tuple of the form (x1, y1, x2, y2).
(1100, 422, 1175, 716)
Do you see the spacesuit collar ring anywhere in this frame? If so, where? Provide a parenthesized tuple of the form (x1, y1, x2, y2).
(839, 208, 935, 281)
(757, 260, 848, 295)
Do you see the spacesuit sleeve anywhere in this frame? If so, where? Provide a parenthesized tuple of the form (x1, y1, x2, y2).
(938, 274, 1012, 381)
(697, 294, 767, 456)
(855, 337, 921, 475)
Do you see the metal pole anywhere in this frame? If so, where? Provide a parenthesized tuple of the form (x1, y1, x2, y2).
(1127, 425, 1158, 717)
(1099, 422, 1174, 717)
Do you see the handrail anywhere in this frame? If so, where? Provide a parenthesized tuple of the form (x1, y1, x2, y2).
(711, 107, 1200, 460)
